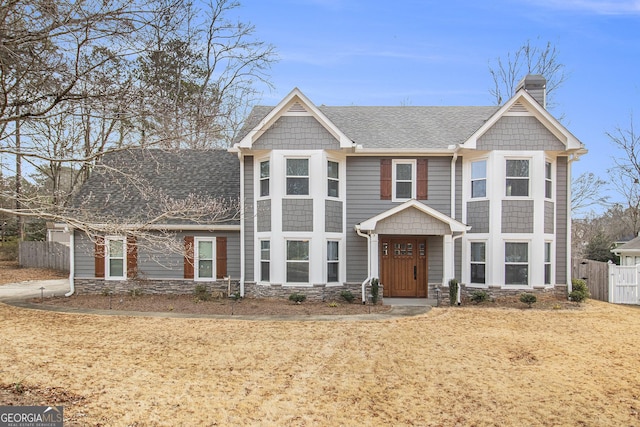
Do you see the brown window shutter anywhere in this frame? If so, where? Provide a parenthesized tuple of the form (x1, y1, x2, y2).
(216, 237, 227, 279)
(184, 236, 194, 279)
(380, 159, 391, 200)
(95, 236, 105, 278)
(127, 236, 137, 279)
(417, 159, 428, 199)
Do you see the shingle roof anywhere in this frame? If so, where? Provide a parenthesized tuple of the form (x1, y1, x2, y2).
(615, 236, 640, 252)
(235, 105, 499, 149)
(72, 149, 239, 225)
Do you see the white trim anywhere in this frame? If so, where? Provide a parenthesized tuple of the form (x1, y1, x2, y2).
(504, 240, 531, 287)
(392, 159, 417, 202)
(194, 237, 216, 281)
(105, 236, 127, 281)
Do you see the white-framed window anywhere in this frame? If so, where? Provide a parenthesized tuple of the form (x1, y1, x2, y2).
(195, 237, 215, 281)
(260, 240, 270, 282)
(286, 158, 309, 196)
(286, 240, 309, 283)
(106, 236, 126, 280)
(393, 159, 416, 201)
(544, 241, 552, 285)
(471, 160, 487, 198)
(327, 240, 339, 282)
(505, 242, 529, 285)
(470, 241, 486, 284)
(327, 160, 339, 198)
(545, 161, 552, 199)
(260, 160, 270, 197)
(505, 159, 529, 197)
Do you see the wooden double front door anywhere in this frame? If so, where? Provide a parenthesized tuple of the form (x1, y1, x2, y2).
(380, 237, 428, 298)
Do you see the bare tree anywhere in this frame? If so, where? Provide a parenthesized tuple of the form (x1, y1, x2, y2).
(571, 172, 610, 216)
(488, 39, 567, 109)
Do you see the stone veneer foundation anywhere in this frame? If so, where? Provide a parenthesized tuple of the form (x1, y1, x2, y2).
(432, 283, 568, 306)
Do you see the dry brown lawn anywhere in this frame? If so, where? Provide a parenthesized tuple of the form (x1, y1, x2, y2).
(1, 298, 639, 426)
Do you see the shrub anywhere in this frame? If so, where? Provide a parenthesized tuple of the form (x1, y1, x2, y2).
(370, 278, 380, 304)
(470, 290, 489, 304)
(448, 279, 459, 306)
(519, 293, 537, 308)
(571, 279, 590, 300)
(288, 293, 306, 303)
(569, 290, 587, 303)
(230, 291, 242, 301)
(193, 284, 211, 301)
(128, 288, 143, 297)
(340, 290, 355, 303)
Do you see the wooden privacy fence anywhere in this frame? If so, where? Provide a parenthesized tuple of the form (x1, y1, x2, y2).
(608, 263, 640, 305)
(571, 258, 608, 302)
(19, 241, 70, 272)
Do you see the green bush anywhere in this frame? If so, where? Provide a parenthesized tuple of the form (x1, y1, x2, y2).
(370, 278, 380, 304)
(448, 279, 459, 306)
(193, 284, 211, 301)
(128, 287, 143, 297)
(519, 293, 537, 308)
(340, 290, 355, 303)
(289, 293, 306, 303)
(569, 279, 590, 303)
(469, 290, 489, 304)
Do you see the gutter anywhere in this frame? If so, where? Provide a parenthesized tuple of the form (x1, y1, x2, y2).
(355, 224, 372, 304)
(450, 150, 459, 219)
(65, 228, 75, 297)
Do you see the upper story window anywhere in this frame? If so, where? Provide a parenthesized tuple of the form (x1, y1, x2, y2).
(106, 236, 126, 280)
(286, 158, 309, 196)
(393, 159, 416, 201)
(471, 160, 487, 198)
(195, 237, 215, 281)
(260, 160, 270, 197)
(505, 159, 529, 197)
(327, 160, 339, 198)
(545, 161, 552, 199)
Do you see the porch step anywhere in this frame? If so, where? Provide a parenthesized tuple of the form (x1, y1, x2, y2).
(384, 298, 438, 307)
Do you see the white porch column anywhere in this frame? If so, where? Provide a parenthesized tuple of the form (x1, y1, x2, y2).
(370, 233, 379, 279)
(443, 234, 454, 286)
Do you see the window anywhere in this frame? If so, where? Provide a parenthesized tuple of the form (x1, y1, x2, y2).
(286, 158, 309, 195)
(260, 160, 270, 197)
(470, 242, 486, 284)
(505, 242, 528, 285)
(327, 241, 339, 282)
(106, 237, 126, 279)
(506, 159, 529, 197)
(544, 242, 552, 285)
(545, 161, 552, 199)
(286, 240, 309, 282)
(195, 237, 215, 280)
(471, 160, 487, 198)
(260, 240, 270, 282)
(393, 160, 415, 200)
(327, 160, 339, 198)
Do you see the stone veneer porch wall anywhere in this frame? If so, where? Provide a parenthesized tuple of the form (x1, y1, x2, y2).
(431, 283, 568, 306)
(244, 281, 383, 303)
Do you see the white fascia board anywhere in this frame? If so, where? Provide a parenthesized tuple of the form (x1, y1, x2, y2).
(358, 199, 470, 233)
(235, 88, 354, 150)
(462, 90, 585, 152)
(351, 148, 456, 155)
(77, 223, 240, 232)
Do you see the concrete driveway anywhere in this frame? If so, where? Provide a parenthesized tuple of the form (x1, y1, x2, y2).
(0, 279, 71, 302)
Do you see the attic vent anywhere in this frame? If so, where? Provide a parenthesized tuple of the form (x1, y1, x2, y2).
(509, 101, 528, 113)
(287, 102, 307, 113)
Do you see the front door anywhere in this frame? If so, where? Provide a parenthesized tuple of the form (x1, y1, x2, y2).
(380, 237, 427, 297)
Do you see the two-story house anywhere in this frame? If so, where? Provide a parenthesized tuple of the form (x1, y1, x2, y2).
(69, 75, 586, 303)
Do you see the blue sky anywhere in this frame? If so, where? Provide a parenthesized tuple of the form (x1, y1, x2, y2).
(236, 0, 640, 215)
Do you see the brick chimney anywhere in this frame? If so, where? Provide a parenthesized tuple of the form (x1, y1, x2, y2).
(516, 74, 546, 108)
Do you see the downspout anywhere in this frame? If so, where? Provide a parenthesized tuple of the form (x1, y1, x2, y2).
(566, 154, 576, 295)
(355, 224, 372, 303)
(65, 228, 75, 297)
(450, 151, 458, 219)
(238, 151, 245, 297)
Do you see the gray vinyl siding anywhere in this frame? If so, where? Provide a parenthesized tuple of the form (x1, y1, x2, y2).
(477, 116, 565, 151)
(501, 200, 534, 233)
(325, 200, 343, 233)
(467, 200, 490, 233)
(428, 236, 443, 283)
(252, 116, 340, 150)
(282, 199, 314, 231)
(455, 156, 463, 221)
(556, 156, 567, 284)
(74, 230, 95, 277)
(244, 156, 255, 281)
(544, 201, 554, 234)
(345, 156, 453, 282)
(257, 199, 271, 232)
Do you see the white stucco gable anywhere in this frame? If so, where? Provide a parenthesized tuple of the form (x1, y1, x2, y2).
(460, 89, 585, 153)
(233, 88, 354, 150)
